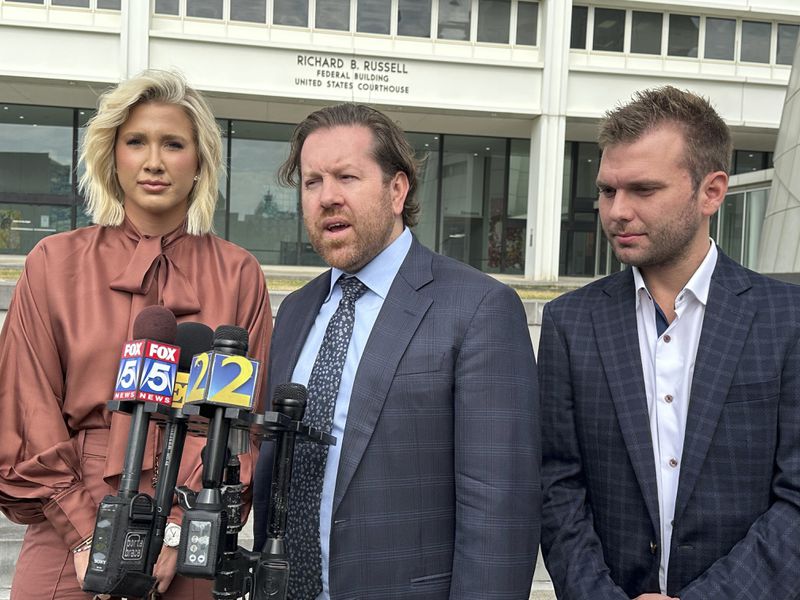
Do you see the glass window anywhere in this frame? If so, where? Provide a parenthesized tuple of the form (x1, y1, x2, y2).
(357, 0, 390, 34)
(516, 1, 538, 46)
(398, 0, 431, 38)
(593, 8, 624, 52)
(97, 0, 121, 9)
(51, 0, 89, 6)
(227, 121, 311, 265)
(231, 0, 266, 23)
(743, 188, 768, 268)
(274, 0, 308, 26)
(155, 0, 179, 15)
(777, 24, 800, 65)
(631, 11, 662, 55)
(477, 0, 511, 44)
(440, 135, 506, 272)
(668, 14, 699, 57)
(187, 0, 223, 19)
(715, 192, 744, 263)
(438, 0, 471, 41)
(504, 139, 529, 274)
(7, 0, 43, 3)
(213, 119, 228, 236)
(741, 21, 771, 63)
(406, 133, 440, 252)
(0, 105, 75, 254)
(560, 141, 600, 276)
(316, 0, 350, 31)
(570, 5, 588, 49)
(704, 17, 735, 60)
(733, 150, 767, 174)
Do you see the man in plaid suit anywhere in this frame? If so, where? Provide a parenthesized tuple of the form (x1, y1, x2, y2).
(254, 103, 540, 599)
(540, 86, 800, 599)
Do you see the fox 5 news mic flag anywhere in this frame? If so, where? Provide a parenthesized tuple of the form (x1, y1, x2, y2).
(114, 339, 180, 406)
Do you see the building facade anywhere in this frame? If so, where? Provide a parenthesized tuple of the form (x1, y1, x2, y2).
(0, 0, 798, 281)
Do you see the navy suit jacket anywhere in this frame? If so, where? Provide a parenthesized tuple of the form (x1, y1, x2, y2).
(254, 237, 541, 600)
(539, 249, 800, 599)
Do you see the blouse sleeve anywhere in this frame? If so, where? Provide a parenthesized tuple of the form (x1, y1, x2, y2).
(0, 244, 97, 549)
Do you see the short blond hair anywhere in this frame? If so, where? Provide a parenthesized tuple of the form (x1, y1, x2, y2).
(79, 69, 222, 235)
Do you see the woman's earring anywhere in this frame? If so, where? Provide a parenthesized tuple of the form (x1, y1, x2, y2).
(193, 175, 199, 182)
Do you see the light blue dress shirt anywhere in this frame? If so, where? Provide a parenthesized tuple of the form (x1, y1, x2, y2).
(290, 227, 413, 600)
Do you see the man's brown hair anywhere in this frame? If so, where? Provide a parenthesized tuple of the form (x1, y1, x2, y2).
(278, 103, 421, 227)
(598, 86, 732, 191)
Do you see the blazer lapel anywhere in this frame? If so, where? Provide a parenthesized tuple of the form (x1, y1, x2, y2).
(593, 270, 661, 533)
(332, 238, 433, 514)
(269, 273, 331, 395)
(673, 252, 755, 522)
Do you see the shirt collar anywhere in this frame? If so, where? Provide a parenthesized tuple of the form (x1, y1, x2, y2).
(326, 227, 413, 300)
(632, 240, 718, 309)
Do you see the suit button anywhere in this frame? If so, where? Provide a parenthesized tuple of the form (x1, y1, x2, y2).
(663, 334, 672, 343)
(650, 540, 658, 555)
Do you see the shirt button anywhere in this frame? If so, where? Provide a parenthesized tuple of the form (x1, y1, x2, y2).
(664, 394, 673, 403)
(669, 458, 679, 468)
(663, 334, 672, 343)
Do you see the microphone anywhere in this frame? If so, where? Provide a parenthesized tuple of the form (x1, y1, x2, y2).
(177, 325, 261, 579)
(147, 322, 214, 574)
(84, 305, 181, 597)
(252, 383, 308, 600)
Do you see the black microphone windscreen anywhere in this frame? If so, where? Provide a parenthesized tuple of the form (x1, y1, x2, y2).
(273, 383, 307, 421)
(175, 322, 214, 371)
(212, 325, 249, 354)
(132, 305, 177, 344)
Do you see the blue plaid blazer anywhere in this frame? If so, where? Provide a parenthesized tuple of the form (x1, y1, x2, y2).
(254, 237, 541, 600)
(539, 249, 800, 600)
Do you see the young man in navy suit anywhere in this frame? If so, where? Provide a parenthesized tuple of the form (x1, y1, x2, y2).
(254, 103, 540, 600)
(540, 86, 800, 600)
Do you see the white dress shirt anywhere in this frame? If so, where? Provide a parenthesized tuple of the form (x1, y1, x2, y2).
(632, 242, 717, 594)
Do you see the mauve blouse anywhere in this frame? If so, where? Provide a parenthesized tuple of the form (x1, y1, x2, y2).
(0, 218, 272, 549)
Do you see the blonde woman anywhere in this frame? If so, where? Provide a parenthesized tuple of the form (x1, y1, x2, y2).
(0, 70, 272, 599)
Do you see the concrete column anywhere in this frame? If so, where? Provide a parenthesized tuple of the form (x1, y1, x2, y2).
(120, 0, 150, 78)
(524, 0, 571, 282)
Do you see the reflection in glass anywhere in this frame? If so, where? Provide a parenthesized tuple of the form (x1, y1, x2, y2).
(155, 0, 179, 15)
(715, 192, 744, 263)
(744, 189, 768, 268)
(228, 121, 312, 264)
(440, 135, 506, 272)
(668, 14, 699, 57)
(593, 8, 624, 52)
(570, 5, 588, 49)
(406, 133, 440, 252)
(231, 0, 266, 23)
(504, 139, 529, 274)
(438, 0, 471, 41)
(357, 0, 390, 34)
(274, 0, 308, 26)
(704, 17, 735, 60)
(477, 0, 511, 44)
(778, 24, 800, 65)
(97, 0, 121, 9)
(733, 150, 767, 174)
(631, 11, 662, 55)
(398, 0, 430, 37)
(187, 0, 223, 19)
(560, 141, 600, 276)
(741, 21, 771, 63)
(0, 105, 75, 253)
(516, 1, 538, 46)
(316, 0, 350, 31)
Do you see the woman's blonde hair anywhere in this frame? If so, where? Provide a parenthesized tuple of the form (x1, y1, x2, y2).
(79, 69, 222, 235)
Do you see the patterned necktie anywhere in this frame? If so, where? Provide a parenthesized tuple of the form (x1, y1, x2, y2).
(286, 275, 368, 599)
